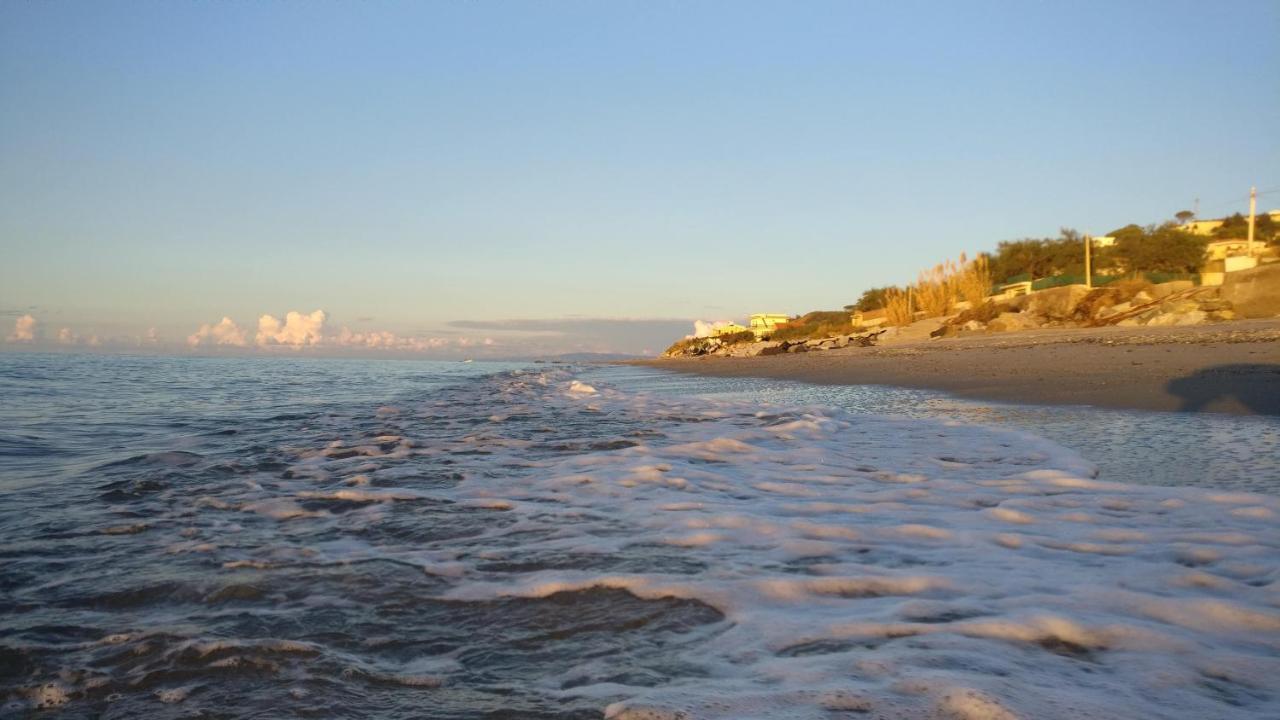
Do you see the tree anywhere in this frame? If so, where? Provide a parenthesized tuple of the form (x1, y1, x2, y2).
(987, 228, 1088, 282)
(1175, 210, 1196, 225)
(1213, 212, 1278, 244)
(1112, 222, 1207, 274)
(848, 286, 901, 312)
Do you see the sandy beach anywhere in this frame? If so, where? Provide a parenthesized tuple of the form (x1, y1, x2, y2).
(638, 319, 1280, 416)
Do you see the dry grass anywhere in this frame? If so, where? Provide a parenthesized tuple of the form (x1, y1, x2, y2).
(884, 287, 912, 326)
(915, 263, 955, 318)
(956, 252, 993, 306)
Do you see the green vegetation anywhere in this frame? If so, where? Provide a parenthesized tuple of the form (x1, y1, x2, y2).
(982, 222, 1207, 284)
(845, 286, 901, 313)
(987, 228, 1088, 283)
(1213, 212, 1278, 245)
(1108, 222, 1208, 274)
(663, 329, 756, 356)
(769, 311, 854, 341)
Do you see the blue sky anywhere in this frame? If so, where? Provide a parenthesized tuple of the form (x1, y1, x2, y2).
(2, 0, 1277, 355)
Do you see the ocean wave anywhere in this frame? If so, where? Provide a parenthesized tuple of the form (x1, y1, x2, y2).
(2, 366, 1277, 718)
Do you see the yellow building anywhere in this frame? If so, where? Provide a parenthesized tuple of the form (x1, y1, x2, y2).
(1183, 210, 1280, 237)
(749, 313, 790, 340)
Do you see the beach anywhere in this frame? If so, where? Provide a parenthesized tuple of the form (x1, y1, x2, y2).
(639, 320, 1280, 416)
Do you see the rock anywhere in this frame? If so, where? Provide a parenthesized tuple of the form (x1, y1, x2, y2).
(1024, 285, 1091, 320)
(962, 320, 985, 331)
(987, 312, 1037, 332)
(1198, 298, 1232, 312)
(1162, 300, 1200, 314)
(1150, 280, 1194, 299)
(1097, 302, 1132, 320)
(787, 344, 807, 353)
(1209, 310, 1237, 322)
(1175, 310, 1208, 325)
(1130, 291, 1154, 306)
(1147, 310, 1207, 327)
(1115, 318, 1143, 327)
(1220, 264, 1280, 318)
(757, 342, 787, 356)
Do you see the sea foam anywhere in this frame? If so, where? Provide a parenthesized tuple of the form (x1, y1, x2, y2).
(419, 369, 1279, 719)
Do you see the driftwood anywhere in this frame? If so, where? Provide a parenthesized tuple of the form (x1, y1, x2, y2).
(1087, 287, 1211, 327)
(850, 328, 887, 346)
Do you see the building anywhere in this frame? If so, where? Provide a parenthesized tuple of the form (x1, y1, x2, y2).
(1205, 238, 1267, 261)
(710, 322, 750, 337)
(1182, 210, 1280, 237)
(749, 313, 790, 340)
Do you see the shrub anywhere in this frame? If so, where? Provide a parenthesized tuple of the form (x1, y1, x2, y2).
(717, 330, 756, 345)
(663, 337, 711, 356)
(769, 311, 854, 341)
(847, 286, 901, 313)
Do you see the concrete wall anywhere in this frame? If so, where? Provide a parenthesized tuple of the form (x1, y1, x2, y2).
(1220, 263, 1280, 318)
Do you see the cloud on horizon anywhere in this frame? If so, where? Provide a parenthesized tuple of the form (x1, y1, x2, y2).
(184, 310, 494, 355)
(257, 310, 326, 347)
(448, 317, 698, 356)
(7, 314, 38, 342)
(187, 317, 248, 347)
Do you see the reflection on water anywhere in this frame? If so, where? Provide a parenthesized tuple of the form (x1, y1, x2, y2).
(593, 365, 1280, 494)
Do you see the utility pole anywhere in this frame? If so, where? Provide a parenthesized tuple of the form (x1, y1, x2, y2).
(1248, 186, 1257, 257)
(1084, 234, 1093, 288)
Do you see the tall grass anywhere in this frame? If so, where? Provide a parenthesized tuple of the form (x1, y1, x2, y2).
(883, 287, 912, 326)
(915, 262, 955, 318)
(956, 252, 993, 306)
(904, 254, 994, 320)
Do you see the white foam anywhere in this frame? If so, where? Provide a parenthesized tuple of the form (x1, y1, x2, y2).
(182, 368, 1279, 718)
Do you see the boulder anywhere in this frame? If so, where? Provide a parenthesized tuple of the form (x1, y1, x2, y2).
(757, 342, 787, 356)
(987, 312, 1038, 332)
(1220, 263, 1280, 318)
(787, 344, 807, 353)
(1147, 310, 1207, 327)
(1096, 302, 1132, 320)
(1024, 284, 1091, 320)
(1150, 280, 1195, 299)
(1131, 291, 1154, 306)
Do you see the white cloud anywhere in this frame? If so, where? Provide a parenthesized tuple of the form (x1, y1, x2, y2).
(7, 314, 37, 342)
(330, 326, 461, 352)
(57, 327, 79, 344)
(691, 320, 736, 338)
(187, 317, 248, 347)
(257, 310, 326, 347)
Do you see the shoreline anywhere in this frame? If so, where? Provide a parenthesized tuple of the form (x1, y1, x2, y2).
(634, 320, 1280, 416)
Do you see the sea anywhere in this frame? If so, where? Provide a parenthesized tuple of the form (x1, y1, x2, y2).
(1, 353, 1277, 719)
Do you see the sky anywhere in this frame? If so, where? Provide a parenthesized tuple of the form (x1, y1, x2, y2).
(2, 0, 1277, 357)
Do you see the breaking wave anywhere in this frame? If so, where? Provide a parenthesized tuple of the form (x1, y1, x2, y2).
(1, 359, 1277, 718)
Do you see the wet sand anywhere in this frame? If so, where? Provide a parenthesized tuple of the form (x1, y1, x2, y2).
(637, 320, 1280, 416)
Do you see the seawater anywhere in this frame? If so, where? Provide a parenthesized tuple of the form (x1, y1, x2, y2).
(1, 354, 1277, 719)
